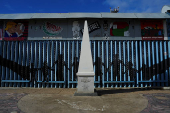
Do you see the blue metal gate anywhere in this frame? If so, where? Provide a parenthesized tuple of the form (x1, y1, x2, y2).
(0, 40, 169, 88)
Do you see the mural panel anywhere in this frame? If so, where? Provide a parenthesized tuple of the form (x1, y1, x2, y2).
(4, 21, 28, 41)
(0, 21, 3, 40)
(43, 21, 63, 36)
(167, 19, 170, 40)
(110, 22, 130, 36)
(141, 20, 164, 40)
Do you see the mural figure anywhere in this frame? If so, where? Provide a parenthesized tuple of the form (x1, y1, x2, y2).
(4, 22, 17, 37)
(43, 22, 63, 36)
(141, 20, 164, 40)
(15, 23, 25, 37)
(4, 21, 28, 41)
(72, 21, 80, 39)
(110, 22, 129, 36)
(103, 20, 109, 39)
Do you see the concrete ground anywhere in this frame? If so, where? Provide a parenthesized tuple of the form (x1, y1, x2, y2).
(0, 88, 170, 113)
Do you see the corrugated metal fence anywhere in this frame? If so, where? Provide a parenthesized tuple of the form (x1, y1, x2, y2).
(0, 40, 170, 88)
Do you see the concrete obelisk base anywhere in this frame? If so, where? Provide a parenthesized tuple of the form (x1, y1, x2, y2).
(74, 75, 98, 96)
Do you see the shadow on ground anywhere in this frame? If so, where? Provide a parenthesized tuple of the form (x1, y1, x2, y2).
(96, 87, 167, 96)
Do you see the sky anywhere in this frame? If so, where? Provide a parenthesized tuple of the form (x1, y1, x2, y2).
(0, 0, 169, 14)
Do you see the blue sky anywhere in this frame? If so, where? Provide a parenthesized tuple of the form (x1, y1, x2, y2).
(0, 0, 170, 14)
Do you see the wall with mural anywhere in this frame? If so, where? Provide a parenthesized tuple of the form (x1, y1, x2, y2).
(141, 20, 164, 40)
(3, 21, 28, 41)
(167, 19, 170, 40)
(0, 21, 3, 40)
(0, 19, 167, 40)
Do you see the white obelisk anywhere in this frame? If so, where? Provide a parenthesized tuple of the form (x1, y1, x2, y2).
(75, 20, 96, 95)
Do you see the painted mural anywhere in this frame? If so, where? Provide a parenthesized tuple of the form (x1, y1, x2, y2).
(0, 21, 3, 40)
(167, 19, 170, 40)
(43, 22, 63, 36)
(80, 21, 101, 34)
(4, 21, 28, 41)
(103, 20, 109, 38)
(110, 22, 130, 36)
(141, 20, 164, 40)
(72, 21, 80, 39)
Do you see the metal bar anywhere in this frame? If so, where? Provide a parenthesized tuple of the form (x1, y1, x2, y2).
(30, 42, 34, 87)
(2, 80, 30, 82)
(164, 41, 168, 86)
(64, 41, 66, 88)
(71, 41, 74, 88)
(102, 41, 104, 87)
(14, 42, 18, 87)
(55, 41, 58, 88)
(104, 81, 135, 83)
(156, 41, 160, 86)
(148, 41, 151, 87)
(51, 41, 54, 88)
(47, 41, 50, 88)
(94, 41, 96, 88)
(139, 41, 143, 87)
(144, 41, 147, 87)
(136, 41, 139, 87)
(98, 41, 100, 88)
(26, 42, 30, 87)
(38, 41, 42, 88)
(67, 41, 70, 88)
(42, 41, 46, 88)
(22, 41, 26, 87)
(131, 41, 134, 87)
(123, 41, 126, 87)
(152, 41, 156, 86)
(168, 41, 170, 86)
(115, 41, 117, 87)
(37, 81, 65, 83)
(59, 41, 62, 88)
(127, 41, 130, 87)
(34, 41, 38, 88)
(111, 41, 113, 87)
(106, 41, 109, 88)
(160, 41, 164, 87)
(119, 41, 122, 87)
(138, 80, 167, 83)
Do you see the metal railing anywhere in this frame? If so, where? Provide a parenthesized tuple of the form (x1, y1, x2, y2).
(0, 40, 169, 88)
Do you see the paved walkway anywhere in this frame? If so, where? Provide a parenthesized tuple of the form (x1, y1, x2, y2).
(0, 88, 170, 113)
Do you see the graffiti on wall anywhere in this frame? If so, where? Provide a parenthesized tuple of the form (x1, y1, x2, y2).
(72, 21, 80, 39)
(4, 21, 28, 41)
(43, 22, 63, 36)
(103, 20, 109, 39)
(167, 19, 170, 40)
(80, 21, 101, 34)
(141, 20, 164, 40)
(110, 22, 129, 36)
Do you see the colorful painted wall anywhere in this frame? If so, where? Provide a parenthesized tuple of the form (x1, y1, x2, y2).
(167, 19, 170, 40)
(0, 19, 167, 40)
(3, 21, 28, 41)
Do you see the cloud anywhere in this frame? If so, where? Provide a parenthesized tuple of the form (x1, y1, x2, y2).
(4, 4, 14, 11)
(103, 0, 170, 13)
